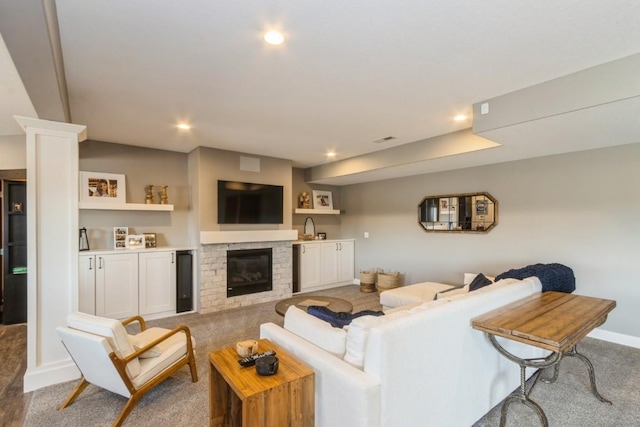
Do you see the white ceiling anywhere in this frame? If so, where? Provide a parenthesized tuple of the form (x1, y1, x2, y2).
(2, 1, 640, 180)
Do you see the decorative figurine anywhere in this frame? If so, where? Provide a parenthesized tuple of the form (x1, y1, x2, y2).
(298, 191, 311, 208)
(160, 185, 169, 204)
(145, 185, 154, 204)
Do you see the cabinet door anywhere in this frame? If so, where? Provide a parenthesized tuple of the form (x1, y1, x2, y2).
(337, 240, 355, 283)
(78, 255, 96, 314)
(299, 244, 321, 291)
(320, 242, 339, 285)
(95, 253, 138, 319)
(139, 251, 176, 316)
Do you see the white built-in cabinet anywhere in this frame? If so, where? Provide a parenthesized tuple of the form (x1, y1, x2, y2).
(299, 243, 322, 289)
(79, 250, 176, 320)
(297, 239, 355, 292)
(78, 255, 97, 315)
(138, 251, 176, 316)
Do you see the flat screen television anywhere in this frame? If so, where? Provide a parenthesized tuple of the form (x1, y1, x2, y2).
(217, 180, 284, 224)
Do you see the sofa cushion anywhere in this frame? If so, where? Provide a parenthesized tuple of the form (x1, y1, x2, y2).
(343, 315, 384, 369)
(343, 310, 415, 369)
(469, 273, 492, 291)
(464, 272, 495, 285)
(284, 306, 347, 358)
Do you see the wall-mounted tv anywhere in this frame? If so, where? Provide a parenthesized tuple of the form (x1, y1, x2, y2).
(217, 180, 284, 224)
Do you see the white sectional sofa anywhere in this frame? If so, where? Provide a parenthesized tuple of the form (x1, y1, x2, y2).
(260, 276, 546, 427)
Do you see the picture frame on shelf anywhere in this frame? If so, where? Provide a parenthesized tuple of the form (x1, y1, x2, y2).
(143, 233, 157, 248)
(125, 234, 145, 250)
(113, 227, 128, 250)
(317, 232, 327, 240)
(312, 190, 333, 210)
(79, 171, 126, 203)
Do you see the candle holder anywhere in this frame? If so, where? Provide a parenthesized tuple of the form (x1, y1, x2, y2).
(160, 185, 169, 204)
(145, 185, 154, 204)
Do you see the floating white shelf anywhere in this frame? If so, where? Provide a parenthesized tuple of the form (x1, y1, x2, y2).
(294, 208, 340, 215)
(79, 202, 174, 211)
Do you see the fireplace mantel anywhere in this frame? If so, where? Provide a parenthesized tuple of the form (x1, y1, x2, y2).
(200, 230, 298, 245)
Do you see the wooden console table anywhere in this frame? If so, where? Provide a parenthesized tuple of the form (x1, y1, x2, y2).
(209, 339, 314, 427)
(472, 291, 616, 427)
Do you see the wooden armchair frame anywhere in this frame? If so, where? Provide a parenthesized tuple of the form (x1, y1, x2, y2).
(59, 315, 198, 427)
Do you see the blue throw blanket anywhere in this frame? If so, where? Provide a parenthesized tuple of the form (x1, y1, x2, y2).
(495, 263, 575, 293)
(307, 306, 384, 328)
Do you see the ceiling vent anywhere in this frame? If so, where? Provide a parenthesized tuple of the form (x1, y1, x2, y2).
(373, 136, 396, 144)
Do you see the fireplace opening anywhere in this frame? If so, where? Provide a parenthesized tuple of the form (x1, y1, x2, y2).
(227, 248, 273, 297)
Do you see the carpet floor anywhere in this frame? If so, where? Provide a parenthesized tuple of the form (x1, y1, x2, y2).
(25, 285, 640, 426)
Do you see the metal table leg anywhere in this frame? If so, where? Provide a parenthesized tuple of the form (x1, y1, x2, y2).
(539, 345, 612, 405)
(487, 334, 562, 427)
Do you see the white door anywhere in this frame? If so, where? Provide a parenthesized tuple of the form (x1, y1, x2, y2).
(95, 253, 139, 319)
(78, 255, 96, 314)
(299, 244, 321, 291)
(139, 251, 176, 316)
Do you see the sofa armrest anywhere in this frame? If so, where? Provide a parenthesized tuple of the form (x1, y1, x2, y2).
(260, 322, 381, 427)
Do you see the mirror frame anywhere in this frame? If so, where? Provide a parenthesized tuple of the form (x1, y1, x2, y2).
(417, 192, 498, 234)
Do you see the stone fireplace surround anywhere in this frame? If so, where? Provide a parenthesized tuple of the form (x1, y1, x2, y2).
(199, 230, 297, 313)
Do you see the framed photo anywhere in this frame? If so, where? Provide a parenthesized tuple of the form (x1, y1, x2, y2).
(312, 190, 333, 210)
(113, 227, 128, 250)
(475, 199, 488, 216)
(317, 232, 327, 240)
(439, 198, 451, 215)
(125, 234, 145, 250)
(79, 171, 126, 203)
(143, 233, 157, 248)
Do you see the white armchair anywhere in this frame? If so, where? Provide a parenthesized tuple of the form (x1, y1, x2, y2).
(56, 312, 198, 427)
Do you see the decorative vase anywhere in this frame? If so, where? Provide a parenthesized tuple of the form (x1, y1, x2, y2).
(145, 185, 154, 204)
(160, 185, 169, 204)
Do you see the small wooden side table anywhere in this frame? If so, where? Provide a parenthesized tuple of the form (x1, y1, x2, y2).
(472, 291, 616, 427)
(209, 339, 314, 427)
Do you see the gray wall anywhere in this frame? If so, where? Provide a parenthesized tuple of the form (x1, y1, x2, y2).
(0, 135, 26, 169)
(292, 167, 343, 239)
(79, 140, 190, 249)
(189, 147, 293, 232)
(340, 143, 640, 338)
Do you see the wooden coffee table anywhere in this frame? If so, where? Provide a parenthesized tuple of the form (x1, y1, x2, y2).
(209, 339, 314, 426)
(275, 295, 353, 316)
(472, 291, 616, 427)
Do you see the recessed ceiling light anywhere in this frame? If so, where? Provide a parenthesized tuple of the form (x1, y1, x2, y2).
(177, 123, 191, 130)
(454, 115, 467, 122)
(326, 151, 336, 158)
(264, 30, 285, 45)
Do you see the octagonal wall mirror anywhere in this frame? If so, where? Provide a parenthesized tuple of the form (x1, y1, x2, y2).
(418, 192, 498, 233)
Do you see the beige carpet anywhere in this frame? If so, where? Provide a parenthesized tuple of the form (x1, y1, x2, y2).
(25, 285, 640, 426)
(25, 285, 380, 427)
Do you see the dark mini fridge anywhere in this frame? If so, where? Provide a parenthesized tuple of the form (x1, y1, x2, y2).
(176, 250, 193, 313)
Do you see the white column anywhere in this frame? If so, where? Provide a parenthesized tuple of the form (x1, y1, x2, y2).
(14, 116, 87, 392)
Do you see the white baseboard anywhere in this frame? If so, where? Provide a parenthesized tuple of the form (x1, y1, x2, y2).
(23, 360, 80, 393)
(588, 328, 640, 349)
